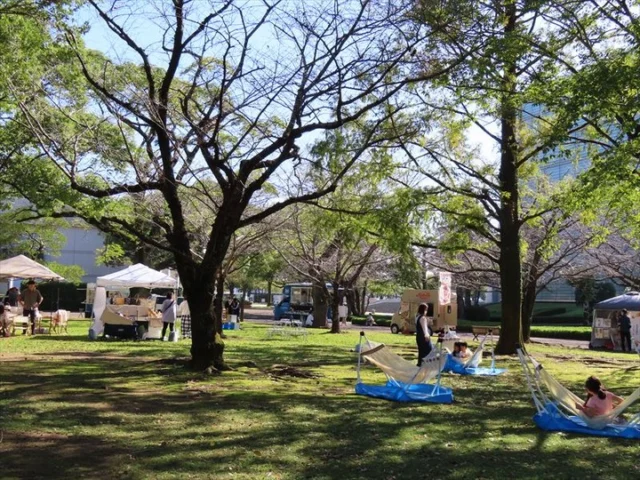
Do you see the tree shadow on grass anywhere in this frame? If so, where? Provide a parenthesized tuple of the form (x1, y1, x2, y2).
(2, 354, 639, 480)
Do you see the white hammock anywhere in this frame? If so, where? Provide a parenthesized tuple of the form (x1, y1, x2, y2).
(358, 341, 443, 385)
(448, 335, 489, 369)
(518, 348, 640, 430)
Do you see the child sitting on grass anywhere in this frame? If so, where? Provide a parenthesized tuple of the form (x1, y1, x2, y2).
(576, 376, 623, 418)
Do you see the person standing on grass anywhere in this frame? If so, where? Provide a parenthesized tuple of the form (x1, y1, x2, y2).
(619, 309, 632, 352)
(416, 303, 433, 366)
(229, 298, 240, 323)
(19, 280, 43, 335)
(161, 292, 177, 340)
(365, 310, 377, 326)
(179, 296, 191, 339)
(5, 287, 19, 307)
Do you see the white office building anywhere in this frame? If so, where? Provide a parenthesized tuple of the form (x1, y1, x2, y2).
(44, 226, 120, 284)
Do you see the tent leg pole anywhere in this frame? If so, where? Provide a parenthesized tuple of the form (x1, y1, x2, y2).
(490, 331, 496, 372)
(434, 341, 444, 395)
(356, 332, 365, 384)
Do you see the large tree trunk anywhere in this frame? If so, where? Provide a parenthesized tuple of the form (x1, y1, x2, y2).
(175, 203, 239, 370)
(464, 288, 472, 308)
(456, 287, 466, 320)
(182, 277, 225, 371)
(346, 287, 362, 316)
(496, 0, 522, 355)
(214, 272, 225, 335)
(312, 281, 328, 328)
(522, 252, 541, 342)
(473, 290, 481, 306)
(521, 278, 537, 342)
(267, 280, 273, 306)
(360, 281, 368, 314)
(330, 281, 342, 334)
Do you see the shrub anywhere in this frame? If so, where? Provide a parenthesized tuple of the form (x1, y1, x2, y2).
(350, 316, 391, 327)
(34, 282, 86, 312)
(530, 327, 591, 341)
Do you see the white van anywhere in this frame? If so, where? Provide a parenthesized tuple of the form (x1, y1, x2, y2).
(389, 289, 457, 334)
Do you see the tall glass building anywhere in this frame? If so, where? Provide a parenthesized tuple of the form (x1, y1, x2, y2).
(522, 104, 622, 302)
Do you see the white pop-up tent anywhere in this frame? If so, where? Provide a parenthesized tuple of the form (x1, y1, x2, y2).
(96, 263, 178, 289)
(0, 255, 64, 280)
(89, 264, 178, 338)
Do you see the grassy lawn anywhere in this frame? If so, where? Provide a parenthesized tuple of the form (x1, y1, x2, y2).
(1, 321, 639, 480)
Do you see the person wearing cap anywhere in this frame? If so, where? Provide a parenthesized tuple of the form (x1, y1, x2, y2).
(618, 309, 632, 352)
(19, 280, 43, 335)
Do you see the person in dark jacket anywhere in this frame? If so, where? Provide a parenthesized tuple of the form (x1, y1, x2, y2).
(415, 303, 433, 366)
(619, 309, 632, 352)
(228, 298, 240, 322)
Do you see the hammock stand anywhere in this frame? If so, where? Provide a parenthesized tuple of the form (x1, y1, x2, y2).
(355, 332, 453, 404)
(517, 347, 640, 439)
(443, 331, 507, 376)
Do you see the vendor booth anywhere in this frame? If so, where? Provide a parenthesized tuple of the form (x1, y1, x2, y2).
(592, 292, 640, 351)
(0, 255, 65, 335)
(90, 264, 178, 340)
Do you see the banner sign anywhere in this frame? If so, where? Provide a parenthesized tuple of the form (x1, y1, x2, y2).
(439, 272, 452, 306)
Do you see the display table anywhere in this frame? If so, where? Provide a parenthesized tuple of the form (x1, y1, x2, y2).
(100, 304, 163, 339)
(105, 304, 151, 318)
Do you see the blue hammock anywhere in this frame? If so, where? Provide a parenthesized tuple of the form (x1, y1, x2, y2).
(534, 403, 640, 439)
(443, 355, 506, 376)
(356, 380, 454, 404)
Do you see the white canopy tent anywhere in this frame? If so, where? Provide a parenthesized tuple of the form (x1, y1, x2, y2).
(0, 255, 64, 281)
(96, 263, 178, 289)
(90, 264, 178, 338)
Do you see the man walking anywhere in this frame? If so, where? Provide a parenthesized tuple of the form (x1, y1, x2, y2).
(20, 280, 43, 335)
(619, 309, 632, 352)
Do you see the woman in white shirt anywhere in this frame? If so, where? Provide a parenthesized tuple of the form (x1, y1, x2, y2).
(161, 292, 177, 340)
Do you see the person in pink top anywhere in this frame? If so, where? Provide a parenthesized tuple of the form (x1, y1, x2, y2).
(576, 376, 623, 417)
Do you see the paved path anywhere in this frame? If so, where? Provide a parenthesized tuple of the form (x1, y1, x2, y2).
(242, 308, 590, 349)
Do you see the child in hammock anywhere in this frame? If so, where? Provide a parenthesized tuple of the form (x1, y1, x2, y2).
(576, 376, 624, 417)
(452, 342, 461, 357)
(458, 342, 472, 360)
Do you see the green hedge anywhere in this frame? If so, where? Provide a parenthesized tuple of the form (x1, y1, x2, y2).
(34, 282, 86, 312)
(350, 316, 392, 327)
(529, 326, 591, 341)
(535, 307, 567, 317)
